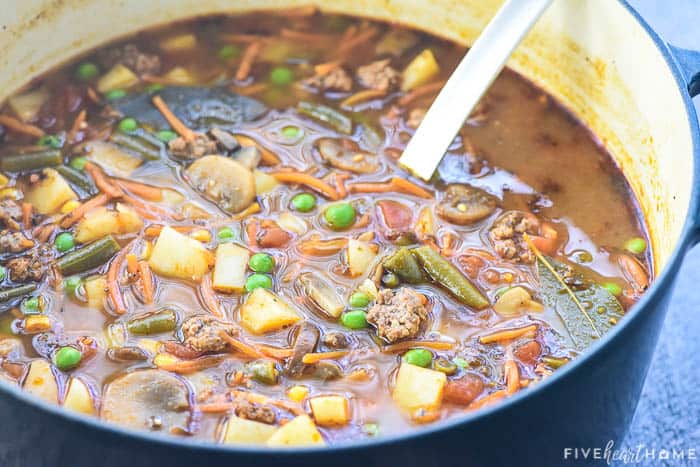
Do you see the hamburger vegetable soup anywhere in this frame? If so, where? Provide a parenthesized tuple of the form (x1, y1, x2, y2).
(0, 9, 651, 446)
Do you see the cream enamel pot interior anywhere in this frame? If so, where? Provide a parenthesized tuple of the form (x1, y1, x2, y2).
(0, 1, 699, 466)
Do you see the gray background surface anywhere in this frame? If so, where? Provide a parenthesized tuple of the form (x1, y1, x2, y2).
(615, 2, 699, 466)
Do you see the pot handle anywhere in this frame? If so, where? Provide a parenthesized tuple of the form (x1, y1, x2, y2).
(668, 44, 700, 97)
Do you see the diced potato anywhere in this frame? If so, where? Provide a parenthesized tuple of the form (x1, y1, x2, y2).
(75, 203, 143, 244)
(159, 33, 197, 52)
(161, 188, 185, 206)
(148, 226, 213, 282)
(8, 87, 49, 122)
(161, 66, 197, 85)
(346, 239, 377, 277)
(401, 49, 440, 91)
(277, 212, 307, 236)
(63, 378, 95, 415)
(298, 272, 344, 318)
(138, 338, 162, 355)
(254, 170, 280, 195)
(357, 279, 379, 301)
(267, 415, 325, 447)
(180, 202, 211, 220)
(85, 141, 142, 176)
(85, 275, 108, 310)
(239, 288, 301, 334)
(309, 395, 350, 426)
(23, 359, 58, 404)
(224, 415, 278, 445)
(392, 363, 446, 412)
(493, 286, 544, 317)
(96, 64, 139, 93)
(213, 243, 249, 293)
(23, 168, 77, 214)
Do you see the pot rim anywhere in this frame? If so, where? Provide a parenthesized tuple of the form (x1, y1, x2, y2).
(0, 0, 698, 456)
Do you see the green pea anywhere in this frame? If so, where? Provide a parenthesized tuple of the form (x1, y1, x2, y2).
(269, 66, 294, 86)
(0, 266, 6, 282)
(145, 83, 164, 93)
(118, 118, 138, 134)
(245, 273, 272, 292)
(69, 156, 87, 171)
(341, 310, 368, 329)
(38, 134, 63, 149)
(403, 348, 432, 368)
(602, 282, 622, 296)
(217, 226, 235, 242)
(54, 232, 75, 252)
(624, 237, 647, 255)
(75, 62, 99, 81)
(349, 292, 370, 308)
(281, 126, 301, 138)
(249, 253, 275, 273)
(54, 346, 82, 371)
(104, 89, 127, 101)
(64, 276, 82, 297)
(452, 357, 469, 370)
(363, 423, 379, 437)
(381, 272, 399, 288)
(22, 296, 41, 315)
(156, 130, 178, 143)
(324, 203, 356, 229)
(433, 357, 458, 375)
(218, 44, 240, 61)
(291, 193, 316, 213)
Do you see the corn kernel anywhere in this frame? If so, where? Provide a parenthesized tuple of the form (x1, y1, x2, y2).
(153, 353, 178, 368)
(287, 385, 309, 403)
(0, 172, 9, 188)
(138, 339, 162, 355)
(190, 229, 212, 243)
(61, 200, 81, 214)
(24, 315, 51, 333)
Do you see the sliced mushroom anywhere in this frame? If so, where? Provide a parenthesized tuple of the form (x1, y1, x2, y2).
(316, 137, 380, 174)
(232, 146, 261, 170)
(101, 369, 192, 433)
(436, 184, 498, 225)
(208, 128, 240, 152)
(185, 155, 256, 213)
(285, 322, 320, 378)
(297, 272, 345, 319)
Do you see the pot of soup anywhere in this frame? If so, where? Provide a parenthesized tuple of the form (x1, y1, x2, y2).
(0, 1, 697, 466)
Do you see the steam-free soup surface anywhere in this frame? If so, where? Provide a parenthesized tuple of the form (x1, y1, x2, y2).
(0, 9, 651, 446)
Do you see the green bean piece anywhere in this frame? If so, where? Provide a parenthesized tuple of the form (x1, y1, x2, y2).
(297, 101, 353, 135)
(433, 357, 458, 375)
(0, 284, 37, 302)
(412, 246, 489, 309)
(0, 149, 62, 172)
(57, 235, 121, 275)
(246, 359, 279, 385)
(127, 309, 177, 335)
(109, 131, 161, 161)
(542, 356, 569, 369)
(383, 248, 425, 284)
(56, 165, 97, 194)
(381, 272, 400, 288)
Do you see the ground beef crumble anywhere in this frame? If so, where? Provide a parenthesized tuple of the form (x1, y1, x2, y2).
(0, 230, 33, 254)
(304, 67, 353, 92)
(168, 133, 219, 159)
(488, 210, 540, 263)
(366, 287, 428, 343)
(181, 315, 237, 354)
(98, 43, 162, 76)
(356, 59, 401, 92)
(234, 399, 277, 424)
(6, 245, 51, 282)
(0, 200, 22, 230)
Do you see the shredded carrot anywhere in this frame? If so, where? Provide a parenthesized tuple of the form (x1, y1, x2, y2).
(198, 402, 236, 413)
(235, 134, 281, 165)
(245, 221, 259, 248)
(229, 390, 305, 416)
(280, 28, 336, 42)
(398, 80, 446, 106)
(348, 177, 432, 199)
(35, 224, 57, 243)
(271, 171, 340, 200)
(504, 359, 520, 395)
(122, 193, 179, 221)
(85, 162, 123, 198)
(125, 253, 139, 275)
(235, 41, 262, 82)
(230, 83, 269, 96)
(115, 180, 163, 202)
(313, 60, 342, 77)
(138, 260, 155, 304)
(218, 331, 269, 360)
(144, 224, 198, 238)
(67, 109, 87, 144)
(335, 173, 350, 199)
(337, 27, 378, 56)
(0, 115, 44, 138)
(468, 389, 507, 410)
(60, 193, 109, 228)
(301, 350, 349, 364)
(298, 236, 347, 256)
(151, 95, 195, 142)
(382, 340, 456, 353)
(257, 344, 294, 360)
(232, 202, 261, 221)
(20, 202, 32, 227)
(86, 87, 101, 104)
(478, 325, 538, 345)
(107, 240, 133, 315)
(341, 89, 387, 108)
(200, 274, 224, 318)
(157, 355, 224, 374)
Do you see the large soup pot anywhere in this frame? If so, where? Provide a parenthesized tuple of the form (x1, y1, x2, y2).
(0, 1, 699, 466)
